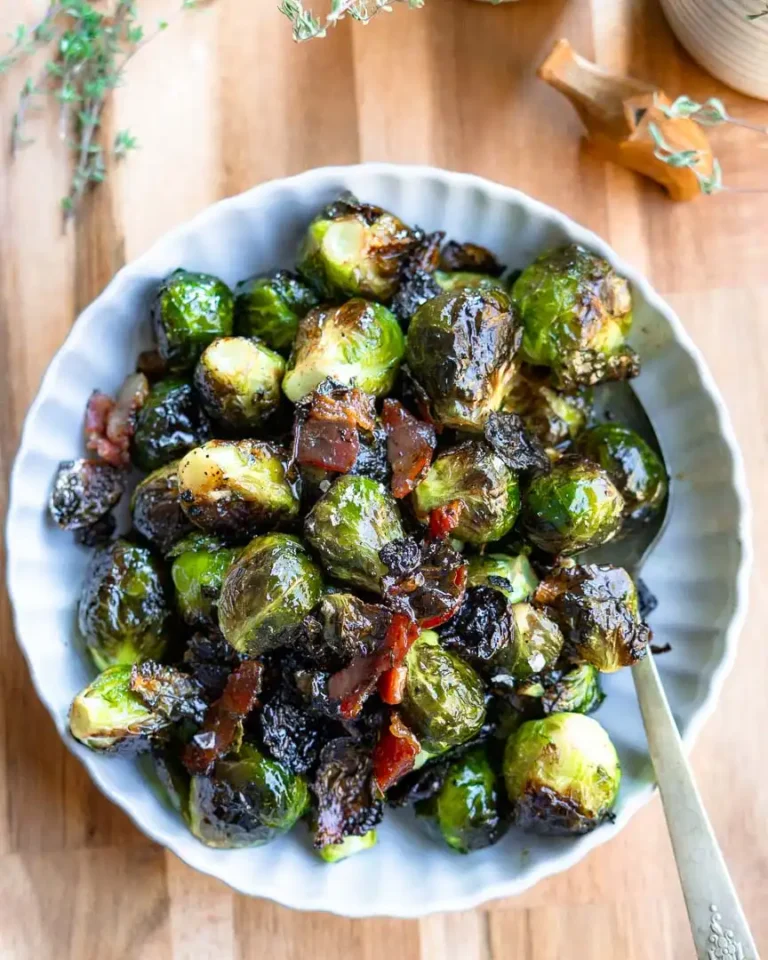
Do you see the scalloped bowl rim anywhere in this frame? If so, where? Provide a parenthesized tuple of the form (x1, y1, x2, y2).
(5, 164, 752, 917)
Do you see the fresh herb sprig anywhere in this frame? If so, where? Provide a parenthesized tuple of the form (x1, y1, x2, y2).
(279, 0, 424, 42)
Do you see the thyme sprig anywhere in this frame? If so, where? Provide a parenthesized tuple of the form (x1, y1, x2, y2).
(279, 0, 424, 42)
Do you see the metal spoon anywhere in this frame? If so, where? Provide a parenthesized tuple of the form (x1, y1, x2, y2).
(583, 382, 759, 960)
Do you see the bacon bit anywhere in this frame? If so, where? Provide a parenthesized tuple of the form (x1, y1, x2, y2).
(84, 373, 149, 468)
(382, 399, 436, 499)
(296, 419, 360, 473)
(378, 664, 407, 705)
(428, 500, 464, 540)
(310, 389, 376, 432)
(183, 660, 263, 776)
(294, 382, 376, 474)
(372, 711, 421, 794)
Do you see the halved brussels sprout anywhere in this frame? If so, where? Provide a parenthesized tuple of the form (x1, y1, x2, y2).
(405, 288, 521, 432)
(78, 538, 170, 671)
(496, 603, 564, 680)
(503, 368, 593, 450)
(304, 475, 405, 593)
(317, 830, 377, 863)
(297, 194, 415, 301)
(412, 441, 520, 544)
(521, 456, 625, 555)
(130, 460, 193, 554)
(577, 423, 667, 524)
(131, 377, 210, 472)
(416, 744, 505, 853)
(282, 299, 405, 403)
(466, 552, 538, 604)
(541, 663, 604, 715)
(168, 533, 242, 624)
(49, 459, 124, 530)
(401, 630, 487, 754)
(433, 271, 507, 295)
(188, 742, 309, 848)
(234, 270, 319, 352)
(194, 336, 285, 431)
(503, 713, 621, 835)
(178, 439, 299, 540)
(151, 269, 234, 372)
(218, 533, 323, 657)
(512, 244, 638, 388)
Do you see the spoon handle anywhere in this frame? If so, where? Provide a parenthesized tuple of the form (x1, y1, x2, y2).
(632, 654, 760, 959)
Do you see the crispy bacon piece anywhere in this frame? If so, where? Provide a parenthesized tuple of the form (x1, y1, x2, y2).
(377, 664, 407, 705)
(372, 711, 421, 794)
(84, 372, 149, 468)
(297, 420, 360, 473)
(182, 660, 263, 776)
(294, 380, 376, 474)
(428, 500, 463, 540)
(382, 399, 436, 499)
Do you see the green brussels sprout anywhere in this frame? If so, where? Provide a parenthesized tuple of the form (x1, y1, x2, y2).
(577, 423, 667, 524)
(234, 270, 319, 352)
(78, 538, 170, 671)
(282, 299, 405, 403)
(188, 742, 309, 848)
(512, 244, 638, 388)
(503, 712, 621, 835)
(412, 441, 520, 545)
(193, 336, 285, 431)
(317, 830, 377, 863)
(416, 745, 506, 853)
(304, 475, 404, 593)
(151, 269, 234, 372)
(131, 377, 210, 472)
(297, 194, 415, 301)
(130, 460, 193, 554)
(521, 456, 625, 555)
(541, 663, 605, 715)
(177, 439, 299, 540)
(168, 533, 242, 624)
(218, 533, 323, 657)
(406, 288, 521, 432)
(433, 271, 507, 295)
(495, 603, 564, 679)
(466, 552, 538, 604)
(402, 630, 487, 754)
(503, 368, 593, 450)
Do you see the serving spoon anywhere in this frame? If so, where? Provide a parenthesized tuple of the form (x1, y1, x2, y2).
(582, 383, 759, 960)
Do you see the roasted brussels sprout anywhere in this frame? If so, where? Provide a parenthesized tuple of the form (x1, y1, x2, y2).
(496, 603, 565, 680)
(50, 459, 124, 531)
(503, 368, 593, 450)
(503, 713, 621, 835)
(416, 744, 505, 853)
(78, 538, 170, 670)
(297, 194, 416, 301)
(178, 439, 299, 539)
(304, 475, 405, 593)
(466, 552, 538, 604)
(188, 742, 309, 848)
(412, 441, 520, 545)
(401, 630, 487, 754)
(317, 830, 377, 862)
(512, 244, 638, 388)
(234, 270, 319, 352)
(312, 737, 383, 847)
(194, 336, 285, 431)
(521, 456, 624, 555)
(151, 269, 234, 372)
(577, 423, 667, 524)
(433, 271, 507, 295)
(218, 533, 323, 657)
(541, 663, 605, 715)
(130, 460, 193, 554)
(282, 299, 405, 403)
(168, 533, 241, 624)
(131, 377, 210, 472)
(318, 592, 392, 661)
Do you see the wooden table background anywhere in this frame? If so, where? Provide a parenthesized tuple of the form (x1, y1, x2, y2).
(1, 0, 767, 956)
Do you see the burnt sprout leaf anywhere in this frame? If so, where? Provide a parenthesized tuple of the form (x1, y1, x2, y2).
(439, 585, 516, 666)
(439, 240, 505, 277)
(312, 738, 383, 848)
(129, 661, 207, 723)
(260, 690, 332, 774)
(73, 511, 117, 548)
(484, 412, 550, 473)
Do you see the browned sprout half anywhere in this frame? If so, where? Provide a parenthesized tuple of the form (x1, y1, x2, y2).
(50, 459, 124, 530)
(130, 460, 193, 554)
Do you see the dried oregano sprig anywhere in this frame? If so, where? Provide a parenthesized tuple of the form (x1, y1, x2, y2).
(278, 0, 424, 42)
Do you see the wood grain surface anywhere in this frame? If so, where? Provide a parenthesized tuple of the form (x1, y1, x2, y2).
(1, 1, 767, 957)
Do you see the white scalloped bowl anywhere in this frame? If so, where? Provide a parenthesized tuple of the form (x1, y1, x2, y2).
(6, 165, 751, 917)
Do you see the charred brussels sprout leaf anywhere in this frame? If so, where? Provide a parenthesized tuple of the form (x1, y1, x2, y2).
(577, 423, 667, 524)
(503, 368, 593, 450)
(188, 742, 309, 848)
(304, 475, 405, 593)
(282, 299, 405, 403)
(130, 460, 193, 554)
(312, 737, 383, 848)
(78, 538, 170, 671)
(151, 269, 234, 372)
(183, 627, 242, 698)
(439, 240, 505, 276)
(50, 459, 124, 530)
(318, 829, 377, 862)
(259, 690, 331, 774)
(439, 586, 515, 667)
(74, 512, 117, 548)
(178, 439, 299, 540)
(541, 663, 604, 716)
(466, 552, 538, 604)
(131, 377, 210, 472)
(194, 336, 285, 431)
(297, 194, 416, 301)
(401, 631, 487, 754)
(512, 245, 638, 388)
(503, 713, 620, 835)
(416, 744, 506, 853)
(218, 533, 323, 657)
(128, 661, 207, 722)
(406, 288, 522, 432)
(234, 270, 319, 353)
(319, 592, 392, 661)
(484, 412, 550, 474)
(168, 533, 242, 625)
(497, 603, 565, 680)
(521, 456, 624, 555)
(412, 441, 520, 544)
